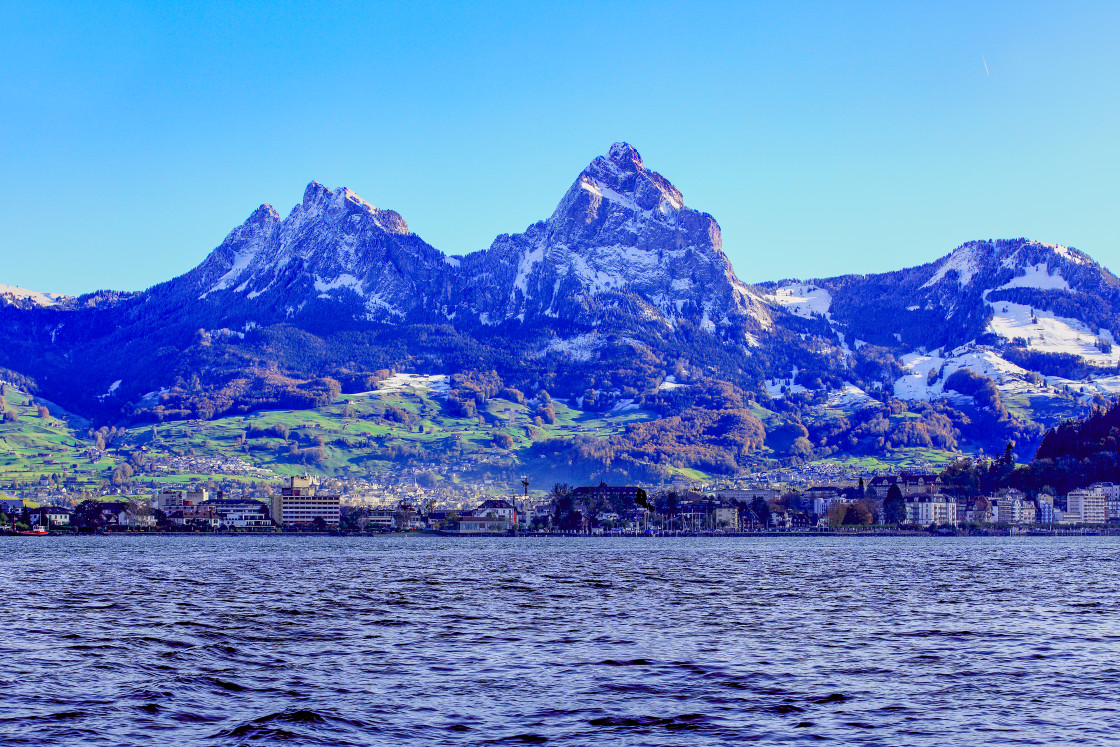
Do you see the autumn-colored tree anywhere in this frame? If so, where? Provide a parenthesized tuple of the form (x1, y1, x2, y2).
(843, 500, 874, 526)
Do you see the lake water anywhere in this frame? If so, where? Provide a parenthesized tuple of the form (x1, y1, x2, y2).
(1, 535, 1117, 746)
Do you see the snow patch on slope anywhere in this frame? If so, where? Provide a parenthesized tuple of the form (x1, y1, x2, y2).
(766, 284, 832, 319)
(987, 302, 1119, 364)
(894, 348, 1029, 401)
(764, 367, 807, 398)
(826, 384, 872, 408)
(0, 284, 68, 306)
(658, 375, 688, 391)
(1046, 243, 1087, 266)
(376, 373, 450, 394)
(539, 333, 603, 362)
(998, 264, 1070, 291)
(923, 245, 982, 288)
(314, 274, 364, 294)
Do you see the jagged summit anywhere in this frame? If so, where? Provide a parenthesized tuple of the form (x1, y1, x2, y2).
(4, 142, 1120, 448)
(296, 182, 411, 235)
(555, 142, 685, 221)
(453, 143, 764, 331)
(606, 141, 643, 170)
(156, 144, 766, 333)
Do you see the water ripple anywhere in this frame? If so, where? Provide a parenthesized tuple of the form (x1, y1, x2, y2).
(0, 535, 1118, 745)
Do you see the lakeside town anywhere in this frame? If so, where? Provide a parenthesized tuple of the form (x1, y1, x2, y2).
(2, 469, 1118, 536)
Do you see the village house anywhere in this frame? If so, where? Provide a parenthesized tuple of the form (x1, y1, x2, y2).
(474, 498, 519, 526)
(0, 497, 25, 514)
(28, 506, 71, 527)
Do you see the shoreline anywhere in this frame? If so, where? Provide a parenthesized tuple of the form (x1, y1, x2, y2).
(5, 528, 1118, 538)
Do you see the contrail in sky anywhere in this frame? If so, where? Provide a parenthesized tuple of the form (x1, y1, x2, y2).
(983, 57, 990, 76)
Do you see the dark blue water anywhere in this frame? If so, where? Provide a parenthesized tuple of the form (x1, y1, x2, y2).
(1, 535, 1117, 745)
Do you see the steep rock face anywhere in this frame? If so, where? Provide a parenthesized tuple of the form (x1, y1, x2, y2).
(153, 143, 771, 339)
(458, 143, 770, 334)
(175, 182, 453, 322)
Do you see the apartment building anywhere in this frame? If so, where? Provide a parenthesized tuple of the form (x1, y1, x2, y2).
(1064, 488, 1108, 525)
(905, 494, 957, 526)
(1089, 482, 1120, 521)
(269, 475, 340, 527)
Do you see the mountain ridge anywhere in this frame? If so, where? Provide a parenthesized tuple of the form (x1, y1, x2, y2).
(1, 143, 1117, 473)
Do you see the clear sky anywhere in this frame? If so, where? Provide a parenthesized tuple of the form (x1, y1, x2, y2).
(2, 1, 1118, 295)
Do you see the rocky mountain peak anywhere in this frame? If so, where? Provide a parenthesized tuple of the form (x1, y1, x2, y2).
(606, 141, 643, 171)
(296, 182, 411, 235)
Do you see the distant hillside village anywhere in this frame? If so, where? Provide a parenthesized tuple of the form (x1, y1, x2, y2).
(2, 471, 1118, 535)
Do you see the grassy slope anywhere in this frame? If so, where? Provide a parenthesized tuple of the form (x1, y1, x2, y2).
(0, 386, 659, 488)
(0, 383, 968, 489)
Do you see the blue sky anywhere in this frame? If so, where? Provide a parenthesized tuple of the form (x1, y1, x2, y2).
(2, 1, 1117, 294)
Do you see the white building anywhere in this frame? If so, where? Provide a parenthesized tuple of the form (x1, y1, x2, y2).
(269, 476, 340, 527)
(714, 506, 740, 530)
(812, 492, 849, 517)
(1089, 483, 1120, 521)
(1065, 488, 1108, 525)
(993, 491, 1036, 524)
(905, 494, 957, 526)
(475, 499, 519, 525)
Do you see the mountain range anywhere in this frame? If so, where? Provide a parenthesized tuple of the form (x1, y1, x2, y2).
(3, 143, 1118, 471)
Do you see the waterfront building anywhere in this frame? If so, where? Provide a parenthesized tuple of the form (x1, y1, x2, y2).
(905, 494, 957, 526)
(169, 505, 221, 529)
(571, 482, 648, 512)
(868, 473, 941, 499)
(1089, 482, 1120, 521)
(1036, 494, 1055, 524)
(201, 498, 271, 529)
(28, 506, 71, 527)
(1064, 488, 1108, 525)
(714, 505, 740, 530)
(964, 499, 992, 525)
(993, 490, 1035, 524)
(456, 515, 509, 534)
(475, 499, 519, 526)
(269, 475, 340, 528)
(366, 508, 396, 530)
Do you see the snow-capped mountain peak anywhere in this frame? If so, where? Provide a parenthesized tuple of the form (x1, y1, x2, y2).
(296, 182, 411, 235)
(171, 145, 770, 337)
(555, 142, 685, 221)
